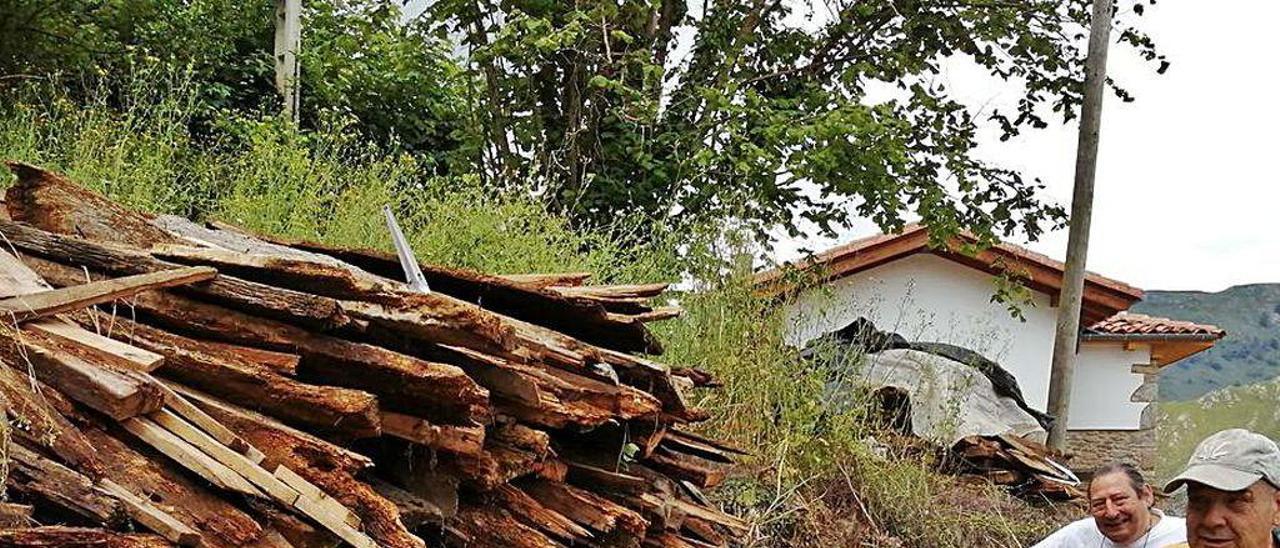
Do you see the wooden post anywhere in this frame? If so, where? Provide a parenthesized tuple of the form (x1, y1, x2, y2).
(274, 0, 302, 122)
(1046, 0, 1113, 450)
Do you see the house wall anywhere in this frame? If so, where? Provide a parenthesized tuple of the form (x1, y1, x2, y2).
(779, 253, 1152, 430)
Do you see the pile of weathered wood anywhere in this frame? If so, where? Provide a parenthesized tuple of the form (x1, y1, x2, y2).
(953, 434, 1084, 503)
(0, 162, 747, 547)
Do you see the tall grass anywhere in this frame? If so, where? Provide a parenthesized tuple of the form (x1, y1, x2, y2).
(654, 267, 1062, 546)
(0, 75, 1066, 546)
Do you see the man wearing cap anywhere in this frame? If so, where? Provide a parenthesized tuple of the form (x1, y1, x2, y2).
(1164, 428, 1280, 548)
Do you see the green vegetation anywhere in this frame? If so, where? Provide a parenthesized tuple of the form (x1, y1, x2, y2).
(0, 75, 1070, 546)
(2, 0, 1167, 248)
(1158, 380, 1280, 496)
(1132, 284, 1280, 400)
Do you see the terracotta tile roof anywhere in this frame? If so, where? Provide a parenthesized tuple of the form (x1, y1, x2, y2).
(754, 223, 1145, 323)
(1087, 312, 1226, 339)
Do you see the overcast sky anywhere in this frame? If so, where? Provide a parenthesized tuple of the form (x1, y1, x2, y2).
(405, 0, 1277, 292)
(771, 1, 1280, 293)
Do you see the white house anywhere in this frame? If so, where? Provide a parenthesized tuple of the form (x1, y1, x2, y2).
(754, 224, 1225, 474)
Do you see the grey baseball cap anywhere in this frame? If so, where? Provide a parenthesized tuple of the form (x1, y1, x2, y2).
(1164, 428, 1280, 493)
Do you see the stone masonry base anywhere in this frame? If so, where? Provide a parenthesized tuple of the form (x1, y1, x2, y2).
(1065, 427, 1157, 480)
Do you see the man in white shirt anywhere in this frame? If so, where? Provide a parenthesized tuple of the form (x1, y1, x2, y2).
(1035, 462, 1187, 547)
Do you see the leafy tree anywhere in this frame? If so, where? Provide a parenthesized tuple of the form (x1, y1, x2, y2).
(429, 0, 1164, 245)
(0, 0, 468, 162)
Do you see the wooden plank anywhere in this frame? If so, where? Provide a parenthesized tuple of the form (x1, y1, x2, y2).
(379, 411, 484, 455)
(105, 317, 381, 439)
(0, 360, 104, 477)
(0, 266, 216, 323)
(0, 336, 166, 421)
(98, 478, 202, 547)
(499, 272, 593, 288)
(5, 443, 124, 526)
(157, 383, 261, 462)
(0, 526, 171, 547)
(273, 466, 362, 530)
(0, 503, 32, 528)
(151, 409, 301, 506)
(121, 416, 264, 497)
(25, 319, 164, 372)
(0, 220, 349, 330)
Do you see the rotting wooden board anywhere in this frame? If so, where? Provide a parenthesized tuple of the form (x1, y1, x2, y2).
(0, 266, 216, 324)
(0, 336, 166, 421)
(97, 478, 202, 547)
(0, 503, 32, 528)
(0, 525, 172, 547)
(5, 443, 124, 526)
(379, 411, 485, 455)
(24, 319, 164, 372)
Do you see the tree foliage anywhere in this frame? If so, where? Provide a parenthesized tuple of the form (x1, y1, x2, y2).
(2, 0, 1164, 247)
(430, 0, 1163, 244)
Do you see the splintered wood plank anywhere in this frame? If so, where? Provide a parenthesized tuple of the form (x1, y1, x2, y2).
(121, 416, 263, 497)
(273, 466, 362, 530)
(98, 478, 202, 547)
(0, 266, 216, 323)
(5, 161, 186, 249)
(379, 411, 484, 455)
(0, 359, 104, 477)
(0, 503, 32, 527)
(498, 272, 593, 288)
(5, 444, 125, 526)
(24, 319, 164, 372)
(0, 526, 171, 547)
(104, 317, 381, 439)
(0, 336, 166, 421)
(150, 409, 300, 506)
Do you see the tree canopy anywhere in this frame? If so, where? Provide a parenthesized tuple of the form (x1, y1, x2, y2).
(1, 0, 1164, 248)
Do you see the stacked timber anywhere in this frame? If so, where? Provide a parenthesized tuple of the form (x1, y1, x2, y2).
(0, 161, 745, 547)
(953, 434, 1084, 502)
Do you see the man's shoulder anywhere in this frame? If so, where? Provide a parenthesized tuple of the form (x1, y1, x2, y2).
(1033, 517, 1101, 547)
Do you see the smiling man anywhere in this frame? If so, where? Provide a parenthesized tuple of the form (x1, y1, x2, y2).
(1035, 463, 1187, 547)
(1164, 429, 1280, 548)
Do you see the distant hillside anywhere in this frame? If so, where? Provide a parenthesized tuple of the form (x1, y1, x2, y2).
(1158, 380, 1280, 484)
(1130, 284, 1280, 400)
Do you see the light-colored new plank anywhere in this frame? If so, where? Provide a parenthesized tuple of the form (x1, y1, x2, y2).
(121, 417, 262, 497)
(156, 383, 264, 463)
(273, 466, 362, 529)
(151, 409, 299, 506)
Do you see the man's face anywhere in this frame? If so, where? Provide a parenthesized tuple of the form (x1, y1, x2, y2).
(1088, 472, 1153, 544)
(1186, 480, 1280, 548)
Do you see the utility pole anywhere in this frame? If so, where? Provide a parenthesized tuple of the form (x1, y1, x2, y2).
(1046, 0, 1114, 450)
(274, 0, 302, 122)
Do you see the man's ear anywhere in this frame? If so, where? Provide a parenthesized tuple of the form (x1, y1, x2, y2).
(1140, 484, 1155, 507)
(1271, 484, 1280, 526)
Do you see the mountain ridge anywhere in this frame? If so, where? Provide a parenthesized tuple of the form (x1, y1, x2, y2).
(1130, 283, 1280, 400)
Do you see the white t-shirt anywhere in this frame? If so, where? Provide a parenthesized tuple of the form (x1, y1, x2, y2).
(1033, 510, 1186, 548)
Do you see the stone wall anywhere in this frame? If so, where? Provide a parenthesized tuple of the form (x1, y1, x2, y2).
(1066, 364, 1161, 479)
(1065, 426, 1157, 479)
